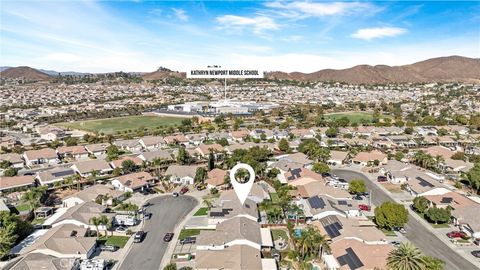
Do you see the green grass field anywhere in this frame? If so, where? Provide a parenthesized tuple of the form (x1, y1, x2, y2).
(193, 207, 209, 216)
(99, 235, 130, 248)
(324, 112, 374, 124)
(57, 115, 186, 134)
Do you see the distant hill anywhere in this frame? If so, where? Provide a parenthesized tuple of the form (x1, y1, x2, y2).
(266, 56, 480, 84)
(38, 69, 91, 76)
(142, 67, 186, 80)
(0, 66, 52, 81)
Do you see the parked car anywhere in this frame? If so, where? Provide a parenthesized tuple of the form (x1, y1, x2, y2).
(196, 184, 206, 191)
(180, 237, 196, 245)
(141, 189, 150, 195)
(172, 192, 179, 197)
(471, 250, 480, 258)
(100, 245, 119, 252)
(144, 212, 152, 220)
(164, 232, 174, 242)
(331, 174, 339, 180)
(352, 194, 363, 200)
(377, 176, 388, 182)
(180, 186, 189, 194)
(390, 240, 401, 247)
(115, 226, 127, 233)
(393, 227, 407, 234)
(446, 231, 467, 238)
(134, 231, 145, 243)
(321, 172, 331, 178)
(358, 204, 371, 211)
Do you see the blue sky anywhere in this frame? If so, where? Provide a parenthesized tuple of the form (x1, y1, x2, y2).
(1, 1, 479, 73)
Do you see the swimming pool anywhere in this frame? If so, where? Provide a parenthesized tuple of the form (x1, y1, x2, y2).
(294, 228, 302, 237)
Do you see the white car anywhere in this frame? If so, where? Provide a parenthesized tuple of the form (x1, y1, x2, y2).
(115, 226, 127, 233)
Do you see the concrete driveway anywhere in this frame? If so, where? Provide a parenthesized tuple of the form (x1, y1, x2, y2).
(118, 195, 198, 270)
(332, 168, 480, 270)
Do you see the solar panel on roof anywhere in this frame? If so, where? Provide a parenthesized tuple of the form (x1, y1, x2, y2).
(416, 177, 434, 188)
(441, 197, 453, 204)
(337, 248, 364, 270)
(51, 170, 74, 178)
(338, 200, 347, 205)
(308, 196, 326, 209)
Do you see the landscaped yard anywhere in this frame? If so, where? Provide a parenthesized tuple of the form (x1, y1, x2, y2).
(57, 115, 186, 134)
(99, 235, 130, 248)
(269, 193, 280, 203)
(413, 211, 450, 229)
(193, 207, 208, 216)
(381, 228, 397, 236)
(271, 229, 288, 241)
(382, 183, 404, 193)
(15, 203, 32, 212)
(324, 111, 390, 124)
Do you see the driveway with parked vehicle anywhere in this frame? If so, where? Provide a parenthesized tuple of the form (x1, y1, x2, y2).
(332, 168, 480, 270)
(118, 195, 198, 270)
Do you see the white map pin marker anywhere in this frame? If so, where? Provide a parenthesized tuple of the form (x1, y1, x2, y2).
(230, 163, 255, 205)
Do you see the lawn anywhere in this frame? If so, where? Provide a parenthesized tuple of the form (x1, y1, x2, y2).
(15, 203, 32, 212)
(57, 115, 186, 134)
(269, 193, 280, 203)
(324, 111, 391, 124)
(98, 235, 130, 248)
(193, 207, 209, 216)
(271, 229, 288, 241)
(178, 229, 202, 240)
(413, 211, 450, 229)
(381, 228, 397, 236)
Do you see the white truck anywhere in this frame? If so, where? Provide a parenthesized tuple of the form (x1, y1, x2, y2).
(113, 214, 137, 226)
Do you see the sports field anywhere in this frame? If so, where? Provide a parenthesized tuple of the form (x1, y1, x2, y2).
(58, 115, 185, 134)
(324, 112, 375, 123)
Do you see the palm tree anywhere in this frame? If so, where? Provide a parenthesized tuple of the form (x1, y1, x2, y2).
(202, 198, 212, 209)
(98, 215, 110, 236)
(21, 187, 45, 218)
(387, 242, 427, 270)
(90, 216, 101, 237)
(89, 170, 99, 185)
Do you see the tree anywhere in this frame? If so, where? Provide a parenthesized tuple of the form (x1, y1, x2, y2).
(98, 215, 110, 236)
(394, 152, 405, 161)
(387, 243, 427, 270)
(296, 226, 330, 260)
(195, 167, 207, 183)
(325, 127, 338, 138)
(177, 147, 191, 165)
(0, 212, 34, 259)
(374, 201, 408, 229)
(90, 216, 101, 237)
(0, 160, 11, 169)
(3, 167, 17, 177)
(208, 152, 215, 171)
(312, 162, 330, 174)
(65, 137, 78, 146)
(278, 138, 290, 152)
(0, 216, 18, 259)
(21, 187, 46, 217)
(163, 263, 177, 270)
(466, 163, 480, 191)
(412, 196, 428, 213)
(121, 159, 137, 173)
(106, 145, 120, 161)
(425, 207, 451, 224)
(348, 179, 367, 194)
(423, 255, 445, 270)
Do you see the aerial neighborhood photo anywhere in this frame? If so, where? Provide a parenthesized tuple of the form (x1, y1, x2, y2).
(0, 1, 479, 270)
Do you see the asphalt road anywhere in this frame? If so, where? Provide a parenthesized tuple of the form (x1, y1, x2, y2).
(332, 169, 480, 270)
(119, 195, 198, 270)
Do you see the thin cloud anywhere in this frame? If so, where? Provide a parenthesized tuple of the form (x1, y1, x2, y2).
(352, 27, 407, 40)
(216, 15, 279, 35)
(172, 8, 188, 22)
(265, 1, 372, 19)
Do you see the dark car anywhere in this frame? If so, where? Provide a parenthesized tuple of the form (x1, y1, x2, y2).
(180, 237, 196, 245)
(471, 250, 480, 258)
(134, 231, 145, 243)
(180, 186, 189, 194)
(377, 176, 388, 182)
(164, 232, 174, 242)
(352, 194, 363, 200)
(321, 172, 331, 178)
(172, 192, 179, 197)
(144, 212, 152, 220)
(100, 245, 119, 252)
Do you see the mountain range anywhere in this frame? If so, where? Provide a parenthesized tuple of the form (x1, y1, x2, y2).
(1, 56, 479, 84)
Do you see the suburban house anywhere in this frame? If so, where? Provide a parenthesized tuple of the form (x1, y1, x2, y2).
(36, 167, 77, 187)
(195, 245, 269, 270)
(208, 190, 259, 225)
(301, 195, 360, 221)
(36, 126, 67, 141)
(110, 155, 143, 169)
(186, 133, 206, 146)
(56, 145, 89, 160)
(247, 183, 270, 204)
(165, 165, 198, 185)
(71, 159, 113, 177)
(380, 160, 412, 184)
(326, 238, 392, 270)
(111, 171, 154, 192)
(138, 136, 165, 150)
(53, 201, 115, 231)
(0, 175, 36, 193)
(276, 152, 313, 169)
(195, 143, 224, 158)
(352, 150, 387, 166)
(327, 151, 349, 166)
(23, 148, 59, 166)
(229, 130, 250, 142)
(114, 139, 143, 152)
(84, 143, 109, 157)
(137, 149, 176, 163)
(63, 184, 125, 208)
(206, 168, 227, 189)
(290, 177, 351, 200)
(19, 224, 97, 259)
(0, 153, 24, 168)
(164, 135, 189, 146)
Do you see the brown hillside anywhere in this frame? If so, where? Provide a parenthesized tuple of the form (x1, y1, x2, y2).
(0, 66, 52, 81)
